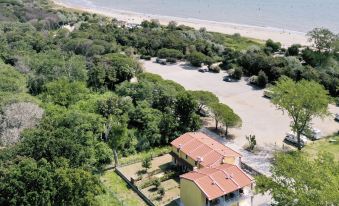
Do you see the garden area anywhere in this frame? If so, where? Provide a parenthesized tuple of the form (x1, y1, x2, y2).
(97, 171, 147, 206)
(118, 154, 181, 206)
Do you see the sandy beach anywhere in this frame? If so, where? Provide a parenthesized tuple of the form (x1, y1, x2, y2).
(52, 0, 309, 47)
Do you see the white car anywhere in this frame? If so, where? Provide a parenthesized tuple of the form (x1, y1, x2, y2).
(303, 128, 322, 140)
(285, 132, 308, 147)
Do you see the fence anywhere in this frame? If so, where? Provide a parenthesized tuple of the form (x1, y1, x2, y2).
(240, 162, 262, 176)
(115, 167, 155, 206)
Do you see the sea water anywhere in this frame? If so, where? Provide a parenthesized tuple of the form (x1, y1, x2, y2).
(59, 0, 339, 33)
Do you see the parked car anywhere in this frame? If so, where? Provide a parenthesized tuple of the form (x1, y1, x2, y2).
(223, 76, 233, 82)
(198, 68, 209, 73)
(285, 132, 308, 147)
(263, 90, 274, 99)
(198, 106, 211, 117)
(156, 58, 167, 65)
(303, 127, 322, 140)
(335, 113, 339, 121)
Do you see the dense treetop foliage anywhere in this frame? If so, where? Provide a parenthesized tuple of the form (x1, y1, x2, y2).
(256, 152, 339, 206)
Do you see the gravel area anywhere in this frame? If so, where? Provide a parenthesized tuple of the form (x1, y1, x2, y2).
(143, 59, 339, 149)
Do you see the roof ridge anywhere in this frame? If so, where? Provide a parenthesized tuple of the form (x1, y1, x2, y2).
(195, 132, 241, 157)
(208, 173, 226, 193)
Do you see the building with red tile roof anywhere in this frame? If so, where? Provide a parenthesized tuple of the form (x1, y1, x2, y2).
(171, 132, 241, 169)
(180, 163, 253, 201)
(170, 132, 253, 206)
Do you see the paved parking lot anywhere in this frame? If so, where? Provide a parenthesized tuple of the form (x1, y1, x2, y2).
(143, 59, 339, 148)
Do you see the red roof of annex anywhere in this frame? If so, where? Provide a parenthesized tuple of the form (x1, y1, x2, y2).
(180, 163, 253, 200)
(171, 132, 241, 167)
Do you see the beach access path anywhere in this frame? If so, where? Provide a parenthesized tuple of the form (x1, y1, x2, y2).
(143, 59, 339, 151)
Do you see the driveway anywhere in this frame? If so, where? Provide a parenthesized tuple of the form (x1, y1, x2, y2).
(142, 59, 339, 148)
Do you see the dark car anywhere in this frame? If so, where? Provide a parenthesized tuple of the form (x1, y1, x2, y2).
(223, 76, 232, 82)
(198, 68, 209, 73)
(156, 58, 167, 65)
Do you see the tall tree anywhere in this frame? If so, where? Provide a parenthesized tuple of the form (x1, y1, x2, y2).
(210, 103, 242, 136)
(0, 157, 104, 206)
(256, 152, 339, 206)
(270, 77, 329, 150)
(307, 28, 337, 52)
(189, 90, 219, 113)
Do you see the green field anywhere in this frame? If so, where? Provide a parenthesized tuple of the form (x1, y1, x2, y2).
(304, 135, 339, 161)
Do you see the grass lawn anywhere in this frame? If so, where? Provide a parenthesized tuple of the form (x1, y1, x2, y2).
(304, 135, 339, 160)
(97, 170, 146, 206)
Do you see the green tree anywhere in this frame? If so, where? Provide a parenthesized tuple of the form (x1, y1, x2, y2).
(28, 51, 88, 95)
(89, 53, 140, 90)
(271, 77, 329, 150)
(17, 108, 109, 168)
(42, 79, 89, 107)
(210, 103, 242, 136)
(231, 67, 243, 80)
(175, 92, 202, 132)
(187, 51, 209, 67)
(142, 156, 152, 172)
(257, 70, 268, 88)
(189, 90, 219, 114)
(157, 48, 183, 59)
(265, 39, 281, 53)
(0, 157, 104, 206)
(307, 28, 337, 51)
(286, 44, 300, 56)
(0, 62, 26, 93)
(256, 152, 339, 206)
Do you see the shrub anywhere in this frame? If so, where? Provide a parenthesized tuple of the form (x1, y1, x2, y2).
(246, 134, 256, 151)
(265, 39, 281, 52)
(256, 70, 268, 88)
(140, 55, 151, 60)
(248, 75, 258, 85)
(166, 58, 177, 63)
(158, 186, 165, 196)
(208, 64, 221, 73)
(231, 67, 243, 80)
(142, 156, 152, 172)
(287, 44, 301, 56)
(335, 97, 339, 106)
(157, 48, 183, 59)
(153, 179, 161, 189)
(187, 51, 208, 67)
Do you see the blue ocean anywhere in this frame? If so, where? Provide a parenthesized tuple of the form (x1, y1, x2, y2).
(58, 0, 339, 33)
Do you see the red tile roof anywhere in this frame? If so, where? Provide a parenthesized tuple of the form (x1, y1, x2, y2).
(180, 164, 253, 200)
(171, 132, 241, 167)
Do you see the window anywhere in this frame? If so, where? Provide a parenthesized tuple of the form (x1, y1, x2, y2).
(177, 148, 179, 153)
(195, 161, 198, 166)
(185, 155, 188, 159)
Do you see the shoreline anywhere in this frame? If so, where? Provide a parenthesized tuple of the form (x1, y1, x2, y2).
(52, 0, 309, 47)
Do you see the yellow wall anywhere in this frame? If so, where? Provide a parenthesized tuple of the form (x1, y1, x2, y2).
(180, 179, 206, 206)
(172, 146, 197, 167)
(223, 156, 235, 165)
